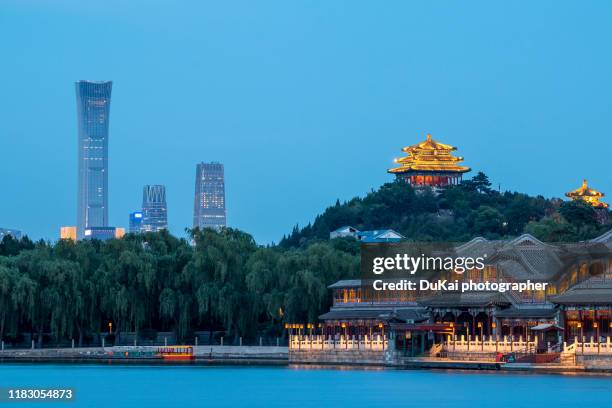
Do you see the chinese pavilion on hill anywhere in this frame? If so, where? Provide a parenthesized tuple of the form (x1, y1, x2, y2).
(565, 180, 609, 209)
(388, 133, 470, 187)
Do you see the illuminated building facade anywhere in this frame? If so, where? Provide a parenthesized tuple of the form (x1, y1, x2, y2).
(115, 227, 125, 239)
(565, 180, 609, 208)
(76, 80, 113, 239)
(291, 232, 612, 364)
(388, 133, 470, 187)
(566, 180, 609, 224)
(129, 211, 144, 233)
(193, 162, 226, 229)
(60, 226, 77, 241)
(142, 185, 168, 232)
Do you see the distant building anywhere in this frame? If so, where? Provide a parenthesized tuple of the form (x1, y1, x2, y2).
(76, 80, 113, 239)
(330, 226, 359, 239)
(60, 226, 77, 241)
(357, 229, 404, 243)
(193, 162, 226, 229)
(329, 226, 404, 243)
(388, 133, 470, 188)
(566, 180, 609, 224)
(83, 226, 119, 241)
(142, 185, 168, 232)
(0, 228, 22, 240)
(115, 227, 125, 239)
(129, 211, 144, 233)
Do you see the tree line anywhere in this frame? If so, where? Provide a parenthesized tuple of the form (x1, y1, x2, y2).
(0, 228, 359, 346)
(1, 172, 609, 345)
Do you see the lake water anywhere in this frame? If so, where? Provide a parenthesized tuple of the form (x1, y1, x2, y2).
(1, 363, 611, 407)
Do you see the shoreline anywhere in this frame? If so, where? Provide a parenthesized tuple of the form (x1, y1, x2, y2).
(3, 350, 612, 376)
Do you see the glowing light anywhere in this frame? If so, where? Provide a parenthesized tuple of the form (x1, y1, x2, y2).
(565, 179, 609, 208)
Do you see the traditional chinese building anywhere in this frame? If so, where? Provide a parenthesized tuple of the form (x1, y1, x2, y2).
(566, 180, 609, 209)
(565, 180, 609, 224)
(289, 230, 612, 365)
(388, 133, 470, 187)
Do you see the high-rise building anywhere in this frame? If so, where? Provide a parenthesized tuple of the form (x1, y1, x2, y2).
(142, 185, 168, 232)
(129, 211, 144, 233)
(60, 226, 77, 241)
(76, 80, 113, 239)
(193, 162, 226, 229)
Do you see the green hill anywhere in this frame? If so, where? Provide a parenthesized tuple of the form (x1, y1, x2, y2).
(280, 172, 611, 247)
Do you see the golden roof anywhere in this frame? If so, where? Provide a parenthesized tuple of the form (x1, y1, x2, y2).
(565, 180, 609, 208)
(388, 134, 471, 174)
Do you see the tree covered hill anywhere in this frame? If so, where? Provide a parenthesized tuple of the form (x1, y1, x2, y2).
(280, 172, 611, 247)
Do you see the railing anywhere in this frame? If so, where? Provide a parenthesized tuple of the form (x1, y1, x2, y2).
(564, 337, 612, 355)
(289, 335, 388, 351)
(443, 335, 537, 354)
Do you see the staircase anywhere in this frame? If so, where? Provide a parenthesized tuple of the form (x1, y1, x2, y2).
(429, 343, 444, 357)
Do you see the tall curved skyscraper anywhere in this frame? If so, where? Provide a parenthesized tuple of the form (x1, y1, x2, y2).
(76, 80, 112, 239)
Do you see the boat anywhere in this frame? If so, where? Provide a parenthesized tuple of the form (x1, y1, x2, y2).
(157, 345, 195, 361)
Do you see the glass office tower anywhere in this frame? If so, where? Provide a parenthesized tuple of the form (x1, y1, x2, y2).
(193, 162, 226, 229)
(142, 185, 168, 232)
(76, 80, 113, 239)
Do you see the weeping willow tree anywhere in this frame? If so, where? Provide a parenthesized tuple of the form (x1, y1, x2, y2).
(0, 227, 359, 344)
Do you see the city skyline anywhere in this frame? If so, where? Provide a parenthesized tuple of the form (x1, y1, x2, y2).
(3, 2, 612, 243)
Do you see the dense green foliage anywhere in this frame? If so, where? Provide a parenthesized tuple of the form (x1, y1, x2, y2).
(0, 229, 359, 345)
(1, 172, 609, 344)
(281, 172, 611, 246)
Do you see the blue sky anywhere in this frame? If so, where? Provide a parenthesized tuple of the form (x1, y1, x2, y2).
(2, 1, 612, 244)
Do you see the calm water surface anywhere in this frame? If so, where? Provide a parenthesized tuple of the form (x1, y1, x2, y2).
(1, 363, 611, 407)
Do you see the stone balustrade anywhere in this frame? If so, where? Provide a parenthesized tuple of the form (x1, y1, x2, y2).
(564, 337, 612, 355)
(443, 335, 537, 353)
(289, 335, 388, 351)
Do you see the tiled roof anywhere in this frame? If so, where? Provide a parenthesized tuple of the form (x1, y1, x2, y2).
(327, 280, 362, 289)
(418, 291, 511, 308)
(494, 307, 558, 319)
(551, 279, 612, 305)
(319, 307, 427, 322)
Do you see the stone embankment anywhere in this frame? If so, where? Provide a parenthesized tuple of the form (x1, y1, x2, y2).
(0, 346, 288, 364)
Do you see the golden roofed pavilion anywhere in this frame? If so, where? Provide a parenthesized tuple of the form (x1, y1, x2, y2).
(565, 180, 609, 209)
(388, 133, 470, 187)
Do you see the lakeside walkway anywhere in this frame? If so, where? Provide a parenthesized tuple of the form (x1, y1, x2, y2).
(0, 345, 288, 364)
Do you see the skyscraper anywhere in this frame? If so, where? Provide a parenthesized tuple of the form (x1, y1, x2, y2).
(76, 80, 112, 239)
(142, 185, 168, 232)
(193, 162, 226, 229)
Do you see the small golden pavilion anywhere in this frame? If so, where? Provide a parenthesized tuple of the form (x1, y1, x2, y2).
(388, 133, 470, 187)
(565, 180, 609, 209)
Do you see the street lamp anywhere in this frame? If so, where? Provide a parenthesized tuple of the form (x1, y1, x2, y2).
(594, 322, 600, 353)
(108, 322, 112, 335)
(477, 322, 483, 350)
